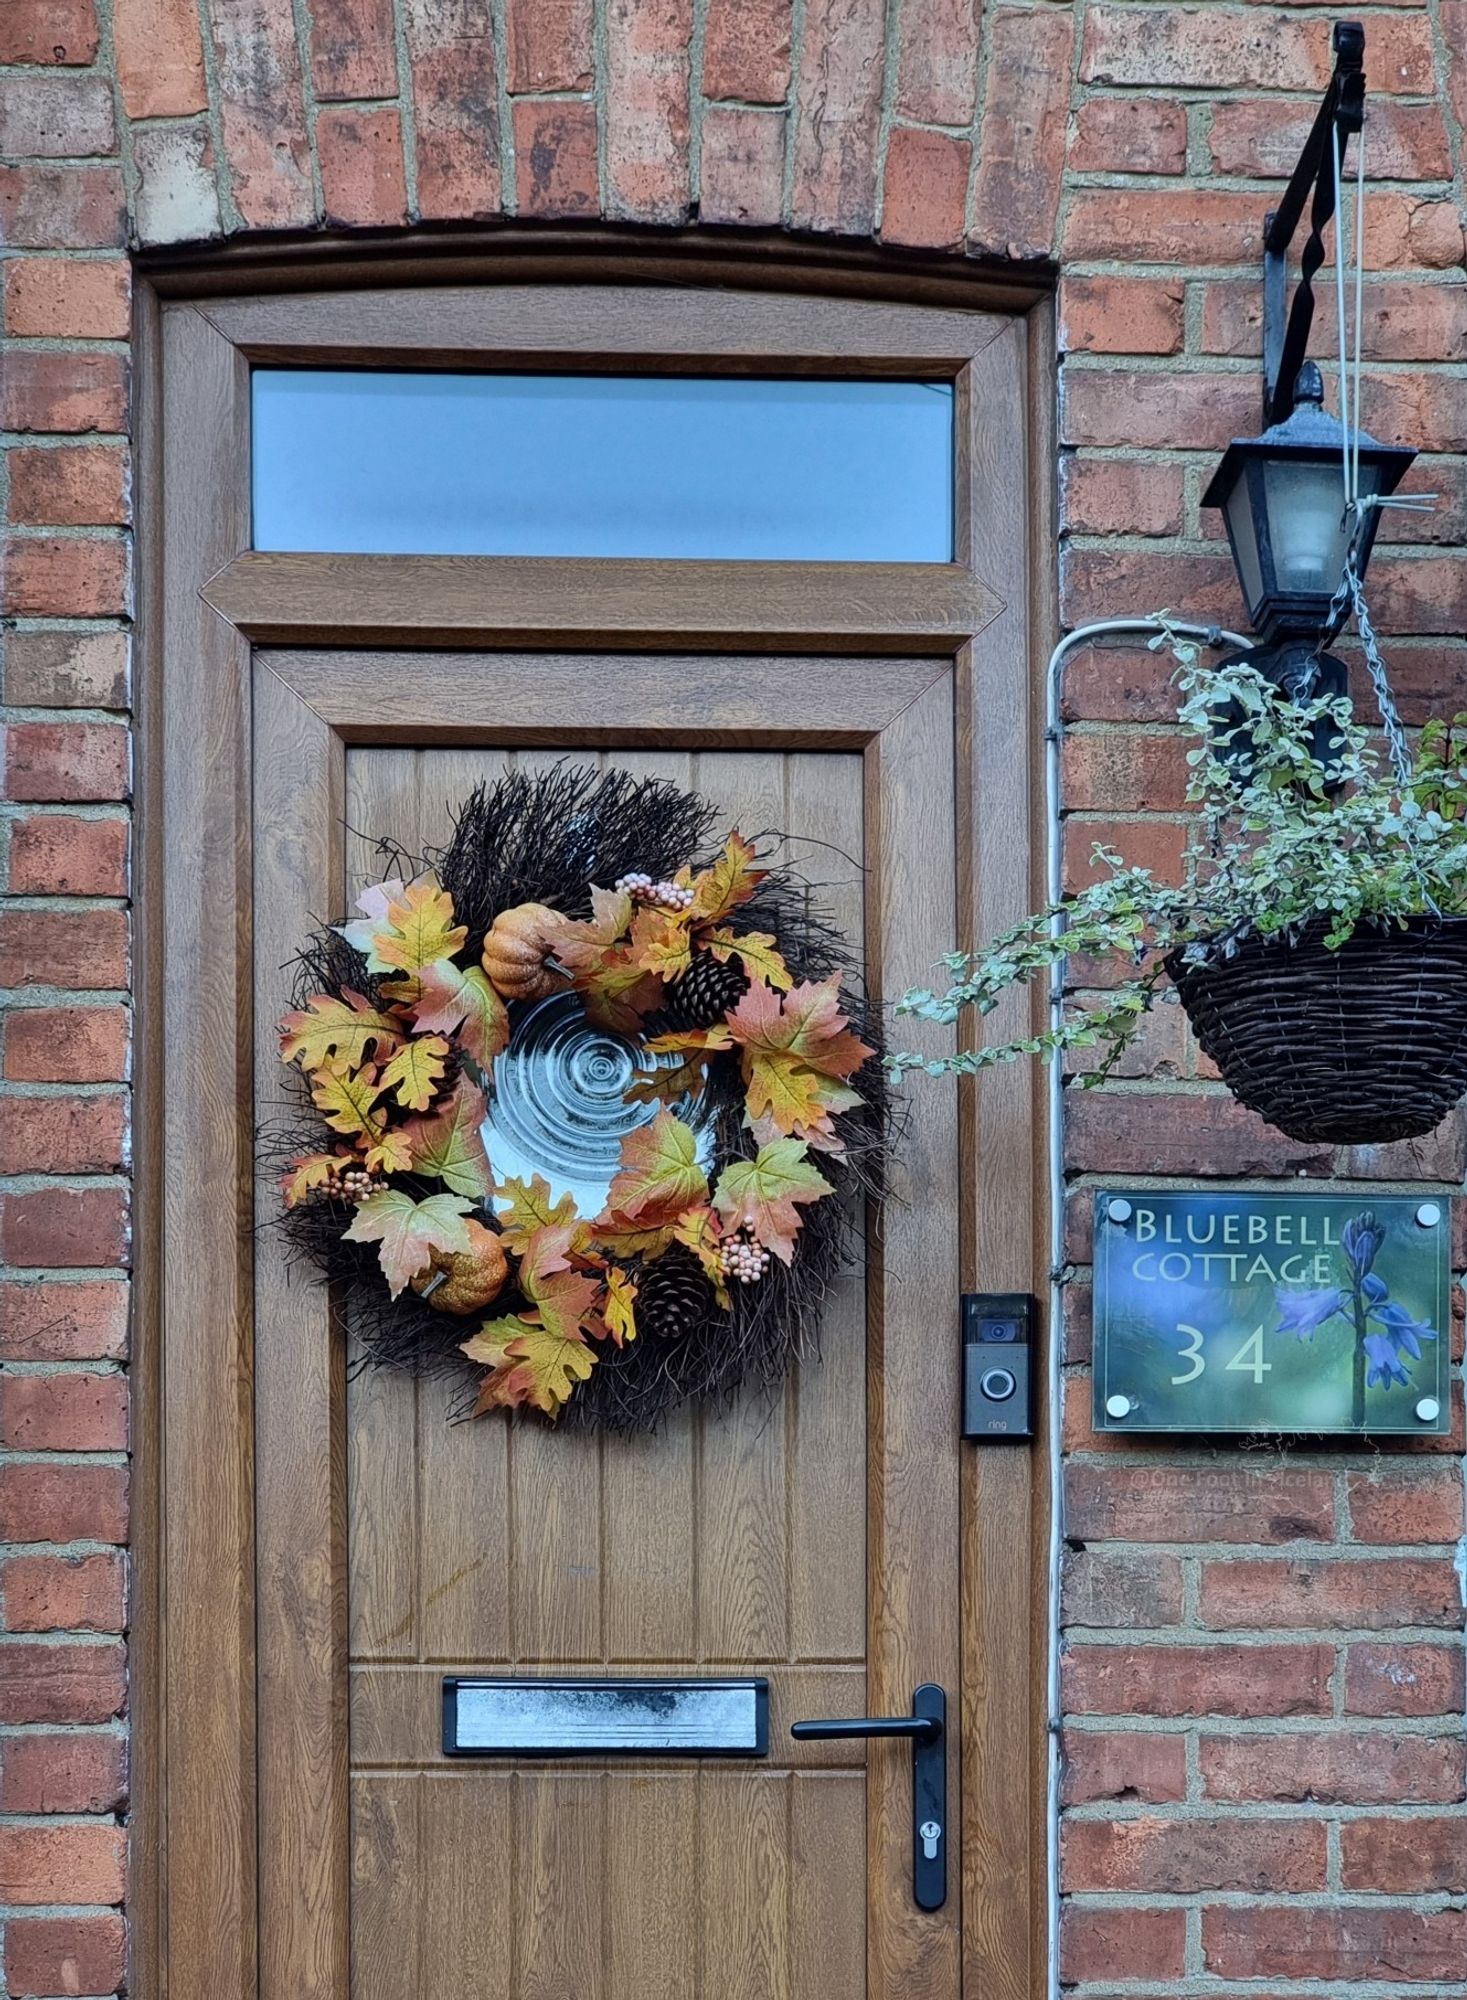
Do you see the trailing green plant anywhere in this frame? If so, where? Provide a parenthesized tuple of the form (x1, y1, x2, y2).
(889, 628, 1467, 1085)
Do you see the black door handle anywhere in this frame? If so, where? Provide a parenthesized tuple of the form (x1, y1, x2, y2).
(790, 1683, 946, 1912)
(789, 1712, 940, 1743)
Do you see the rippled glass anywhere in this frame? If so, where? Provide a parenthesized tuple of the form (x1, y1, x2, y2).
(252, 370, 954, 561)
(481, 992, 714, 1220)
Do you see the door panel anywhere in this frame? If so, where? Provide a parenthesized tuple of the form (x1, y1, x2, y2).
(342, 746, 871, 1999)
(253, 653, 962, 2000)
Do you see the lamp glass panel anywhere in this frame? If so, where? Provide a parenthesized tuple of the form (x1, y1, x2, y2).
(1223, 467, 1265, 614)
(1262, 456, 1351, 601)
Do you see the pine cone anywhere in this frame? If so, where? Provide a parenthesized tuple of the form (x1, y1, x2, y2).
(634, 1249, 713, 1342)
(656, 949, 749, 1032)
(433, 1043, 464, 1099)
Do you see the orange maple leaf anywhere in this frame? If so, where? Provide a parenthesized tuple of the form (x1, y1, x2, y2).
(628, 904, 694, 983)
(518, 1223, 606, 1343)
(412, 961, 509, 1072)
(575, 948, 665, 1035)
(724, 975, 873, 1147)
(463, 1313, 597, 1418)
(599, 1111, 709, 1226)
(400, 1078, 493, 1198)
(369, 875, 467, 976)
(713, 1139, 833, 1265)
(688, 832, 766, 925)
(553, 886, 633, 975)
(344, 1189, 472, 1297)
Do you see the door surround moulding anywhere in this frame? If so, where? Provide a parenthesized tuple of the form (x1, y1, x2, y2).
(129, 264, 1058, 2000)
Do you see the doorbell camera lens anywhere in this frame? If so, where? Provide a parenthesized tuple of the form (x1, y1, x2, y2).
(985, 1319, 1019, 1343)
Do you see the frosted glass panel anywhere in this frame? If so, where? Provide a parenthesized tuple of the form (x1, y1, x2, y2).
(251, 370, 953, 561)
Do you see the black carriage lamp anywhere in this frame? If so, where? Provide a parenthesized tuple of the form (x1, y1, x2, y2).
(1204, 361, 1415, 650)
(1201, 21, 1417, 699)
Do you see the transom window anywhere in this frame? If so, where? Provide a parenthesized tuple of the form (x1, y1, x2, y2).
(251, 370, 954, 562)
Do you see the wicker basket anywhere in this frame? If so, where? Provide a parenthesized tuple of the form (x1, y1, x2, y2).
(1166, 915, 1467, 1144)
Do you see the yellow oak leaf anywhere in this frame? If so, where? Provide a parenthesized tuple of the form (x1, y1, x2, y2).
(279, 988, 403, 1074)
(465, 1314, 597, 1418)
(671, 1203, 732, 1309)
(378, 1033, 450, 1111)
(345, 1188, 472, 1297)
(494, 1173, 579, 1255)
(281, 1153, 341, 1207)
(689, 832, 765, 925)
(368, 875, 467, 979)
(401, 1078, 493, 1198)
(364, 1127, 414, 1176)
(713, 1139, 833, 1265)
(309, 1060, 388, 1147)
(604, 1266, 638, 1348)
(600, 1111, 708, 1226)
(706, 928, 793, 993)
(412, 962, 509, 1072)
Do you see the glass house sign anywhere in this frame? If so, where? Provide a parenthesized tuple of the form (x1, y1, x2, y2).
(1093, 1189, 1452, 1436)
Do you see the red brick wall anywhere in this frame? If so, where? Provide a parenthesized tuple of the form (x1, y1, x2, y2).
(1, 2, 1462, 1993)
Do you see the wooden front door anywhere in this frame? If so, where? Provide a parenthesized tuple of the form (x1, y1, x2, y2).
(140, 282, 1047, 2000)
(253, 652, 962, 1997)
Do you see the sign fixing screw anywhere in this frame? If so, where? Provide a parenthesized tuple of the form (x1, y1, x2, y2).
(1414, 1396, 1442, 1424)
(1415, 1202, 1443, 1229)
(1105, 1394, 1133, 1419)
(1107, 1198, 1133, 1225)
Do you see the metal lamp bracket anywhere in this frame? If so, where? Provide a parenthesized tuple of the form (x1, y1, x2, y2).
(1263, 20, 1365, 425)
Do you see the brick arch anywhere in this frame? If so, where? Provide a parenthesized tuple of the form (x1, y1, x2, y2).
(109, 0, 1076, 260)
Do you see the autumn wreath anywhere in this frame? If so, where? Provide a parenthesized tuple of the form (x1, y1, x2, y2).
(274, 765, 884, 1431)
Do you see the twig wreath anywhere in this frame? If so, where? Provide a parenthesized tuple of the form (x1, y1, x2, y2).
(273, 765, 885, 1432)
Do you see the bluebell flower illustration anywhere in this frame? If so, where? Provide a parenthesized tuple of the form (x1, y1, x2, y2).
(1277, 1287, 1345, 1339)
(1276, 1209, 1439, 1421)
(1342, 1210, 1386, 1279)
(1363, 1333, 1411, 1389)
(1369, 1299, 1437, 1360)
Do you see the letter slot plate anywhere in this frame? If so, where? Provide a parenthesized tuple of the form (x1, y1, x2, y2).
(442, 1676, 769, 1758)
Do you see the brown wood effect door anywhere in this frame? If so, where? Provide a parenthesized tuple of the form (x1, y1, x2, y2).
(253, 649, 964, 2000)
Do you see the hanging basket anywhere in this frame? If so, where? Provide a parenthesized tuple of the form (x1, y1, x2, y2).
(1166, 915, 1467, 1144)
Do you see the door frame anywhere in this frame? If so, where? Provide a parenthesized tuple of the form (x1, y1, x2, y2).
(131, 267, 1056, 1999)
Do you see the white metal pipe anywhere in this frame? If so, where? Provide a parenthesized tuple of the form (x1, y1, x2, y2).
(1042, 615, 1251, 2000)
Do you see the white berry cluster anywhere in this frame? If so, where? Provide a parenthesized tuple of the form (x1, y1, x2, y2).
(615, 871, 694, 912)
(718, 1227, 771, 1284)
(328, 1164, 381, 1204)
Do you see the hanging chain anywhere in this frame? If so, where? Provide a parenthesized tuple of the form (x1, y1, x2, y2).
(1322, 559, 1415, 788)
(1313, 110, 1427, 795)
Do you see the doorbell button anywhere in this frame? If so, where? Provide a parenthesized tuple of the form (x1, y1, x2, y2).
(961, 1293, 1037, 1442)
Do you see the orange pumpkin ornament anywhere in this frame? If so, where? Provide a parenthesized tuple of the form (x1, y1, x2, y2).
(410, 1219, 509, 1315)
(480, 901, 567, 1002)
